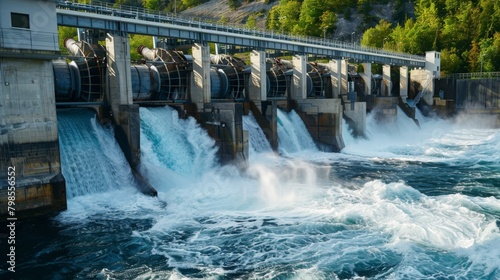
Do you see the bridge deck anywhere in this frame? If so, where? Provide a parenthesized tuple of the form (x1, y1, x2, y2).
(56, 1, 425, 67)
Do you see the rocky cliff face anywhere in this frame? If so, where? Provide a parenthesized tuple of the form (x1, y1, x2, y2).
(180, 0, 415, 41)
(180, 0, 276, 29)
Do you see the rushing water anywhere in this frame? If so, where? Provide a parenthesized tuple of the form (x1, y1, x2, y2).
(5, 106, 499, 279)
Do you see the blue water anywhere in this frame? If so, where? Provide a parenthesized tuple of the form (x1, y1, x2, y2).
(4, 106, 499, 279)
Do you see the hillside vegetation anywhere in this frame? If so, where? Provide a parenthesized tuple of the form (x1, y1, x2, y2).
(68, 0, 500, 74)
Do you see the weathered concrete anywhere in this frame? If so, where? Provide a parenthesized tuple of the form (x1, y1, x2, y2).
(0, 174, 66, 218)
(400, 66, 408, 101)
(344, 102, 367, 138)
(373, 96, 398, 124)
(200, 102, 248, 165)
(0, 58, 66, 218)
(244, 101, 278, 151)
(191, 43, 211, 110)
(292, 55, 308, 102)
(359, 62, 372, 96)
(247, 50, 276, 151)
(329, 59, 349, 98)
(249, 50, 267, 111)
(382, 64, 392, 96)
(295, 99, 345, 152)
(105, 34, 141, 168)
(411, 69, 434, 105)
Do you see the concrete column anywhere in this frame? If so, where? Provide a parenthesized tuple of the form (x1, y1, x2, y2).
(249, 50, 267, 110)
(191, 43, 211, 110)
(330, 59, 349, 97)
(400, 66, 408, 102)
(328, 59, 340, 99)
(382, 64, 392, 96)
(341, 59, 349, 95)
(343, 102, 367, 137)
(360, 62, 372, 95)
(0, 58, 66, 218)
(106, 34, 133, 111)
(106, 33, 140, 167)
(296, 99, 345, 152)
(292, 55, 308, 102)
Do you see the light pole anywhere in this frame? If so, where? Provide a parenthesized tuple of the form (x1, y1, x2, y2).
(323, 25, 329, 39)
(351, 32, 355, 43)
(383, 37, 387, 49)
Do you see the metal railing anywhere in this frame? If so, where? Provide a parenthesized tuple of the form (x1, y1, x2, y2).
(56, 0, 425, 63)
(0, 27, 59, 51)
(442, 72, 500, 79)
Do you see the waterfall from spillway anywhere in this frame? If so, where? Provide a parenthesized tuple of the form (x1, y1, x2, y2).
(139, 106, 218, 177)
(57, 109, 136, 198)
(242, 113, 272, 155)
(277, 109, 317, 154)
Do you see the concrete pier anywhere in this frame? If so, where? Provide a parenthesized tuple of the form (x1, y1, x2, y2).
(105, 34, 141, 168)
(191, 43, 212, 110)
(0, 0, 66, 218)
(248, 51, 278, 151)
(289, 55, 345, 151)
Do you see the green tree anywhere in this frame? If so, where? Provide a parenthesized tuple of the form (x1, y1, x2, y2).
(142, 0, 159, 10)
(360, 20, 392, 48)
(468, 40, 481, 72)
(129, 34, 154, 61)
(183, 0, 206, 9)
(478, 0, 500, 39)
(440, 48, 466, 74)
(278, 0, 302, 34)
(294, 0, 324, 36)
(320, 11, 337, 38)
(246, 15, 257, 29)
(479, 33, 500, 72)
(58, 26, 78, 55)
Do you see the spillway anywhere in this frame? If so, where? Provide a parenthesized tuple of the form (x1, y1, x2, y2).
(57, 109, 136, 198)
(277, 109, 318, 154)
(242, 113, 272, 155)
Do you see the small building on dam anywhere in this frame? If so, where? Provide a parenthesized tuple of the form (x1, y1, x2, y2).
(1, 0, 499, 218)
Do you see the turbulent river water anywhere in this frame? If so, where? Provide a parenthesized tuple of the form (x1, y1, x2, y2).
(4, 106, 499, 279)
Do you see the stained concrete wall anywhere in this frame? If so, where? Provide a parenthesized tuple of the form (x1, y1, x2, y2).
(201, 102, 248, 165)
(296, 99, 344, 152)
(0, 59, 60, 175)
(360, 63, 372, 96)
(0, 58, 66, 218)
(191, 43, 211, 110)
(105, 34, 141, 168)
(249, 50, 267, 111)
(400, 66, 408, 101)
(411, 69, 434, 105)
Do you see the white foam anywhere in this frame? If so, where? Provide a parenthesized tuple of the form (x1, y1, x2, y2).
(277, 109, 318, 154)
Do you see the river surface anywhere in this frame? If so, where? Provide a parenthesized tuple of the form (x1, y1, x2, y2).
(3, 106, 499, 279)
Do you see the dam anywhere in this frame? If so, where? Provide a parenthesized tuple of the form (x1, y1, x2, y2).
(1, 0, 499, 218)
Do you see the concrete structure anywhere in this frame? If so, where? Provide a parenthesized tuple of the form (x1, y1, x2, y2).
(191, 43, 211, 109)
(56, 1, 426, 68)
(0, 0, 66, 218)
(1, 0, 448, 218)
(289, 55, 345, 151)
(435, 75, 500, 126)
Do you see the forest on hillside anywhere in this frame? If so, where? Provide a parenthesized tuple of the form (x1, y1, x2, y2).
(267, 0, 499, 74)
(67, 0, 499, 74)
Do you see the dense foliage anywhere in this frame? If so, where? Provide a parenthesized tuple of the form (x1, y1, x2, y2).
(363, 0, 500, 73)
